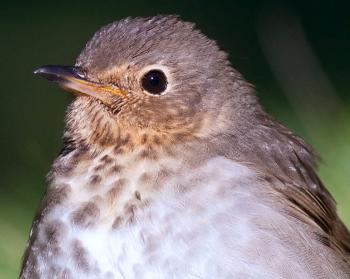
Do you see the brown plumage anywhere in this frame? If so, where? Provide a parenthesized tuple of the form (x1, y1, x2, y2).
(21, 15, 350, 278)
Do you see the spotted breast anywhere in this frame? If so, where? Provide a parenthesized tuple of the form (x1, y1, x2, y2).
(21, 140, 347, 278)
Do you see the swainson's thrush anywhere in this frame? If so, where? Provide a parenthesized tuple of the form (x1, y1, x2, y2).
(21, 16, 350, 278)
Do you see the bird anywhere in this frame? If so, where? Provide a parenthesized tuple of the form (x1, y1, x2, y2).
(21, 15, 350, 278)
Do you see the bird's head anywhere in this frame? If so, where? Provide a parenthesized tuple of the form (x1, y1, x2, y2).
(35, 16, 259, 147)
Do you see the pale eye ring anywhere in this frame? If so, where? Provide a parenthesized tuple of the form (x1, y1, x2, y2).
(141, 70, 167, 95)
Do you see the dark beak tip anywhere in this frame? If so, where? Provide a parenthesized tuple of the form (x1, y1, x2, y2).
(33, 65, 82, 79)
(33, 65, 56, 77)
(33, 67, 45, 75)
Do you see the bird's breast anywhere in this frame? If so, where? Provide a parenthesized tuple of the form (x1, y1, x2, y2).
(23, 147, 329, 278)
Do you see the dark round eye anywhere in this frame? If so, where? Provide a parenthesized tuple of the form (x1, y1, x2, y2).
(141, 70, 167, 95)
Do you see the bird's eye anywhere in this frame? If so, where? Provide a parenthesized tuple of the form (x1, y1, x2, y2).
(141, 70, 167, 95)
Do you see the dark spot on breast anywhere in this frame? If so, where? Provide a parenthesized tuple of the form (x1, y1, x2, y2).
(135, 191, 142, 200)
(92, 116, 104, 137)
(106, 179, 127, 204)
(100, 154, 113, 164)
(126, 142, 135, 152)
(51, 162, 76, 177)
(138, 172, 152, 184)
(100, 127, 113, 146)
(152, 135, 162, 145)
(108, 164, 124, 175)
(112, 216, 123, 229)
(156, 168, 173, 182)
(43, 184, 71, 212)
(88, 174, 102, 188)
(114, 178, 128, 188)
(44, 220, 67, 244)
(71, 201, 100, 228)
(71, 146, 90, 160)
(39, 220, 68, 257)
(50, 145, 90, 178)
(120, 134, 130, 145)
(93, 164, 105, 172)
(153, 168, 174, 190)
(140, 134, 148, 145)
(113, 132, 136, 153)
(138, 199, 151, 211)
(137, 148, 158, 161)
(71, 239, 91, 272)
(124, 203, 137, 224)
(114, 146, 126, 155)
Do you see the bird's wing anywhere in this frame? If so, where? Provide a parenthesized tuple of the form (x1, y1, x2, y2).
(275, 178, 350, 259)
(222, 113, 350, 268)
(260, 118, 350, 262)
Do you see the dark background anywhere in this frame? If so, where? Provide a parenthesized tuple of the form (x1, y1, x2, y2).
(0, 1, 349, 277)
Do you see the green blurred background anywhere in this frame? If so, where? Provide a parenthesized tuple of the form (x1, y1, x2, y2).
(0, 1, 349, 277)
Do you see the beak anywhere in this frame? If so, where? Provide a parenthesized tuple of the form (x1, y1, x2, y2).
(34, 65, 126, 104)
